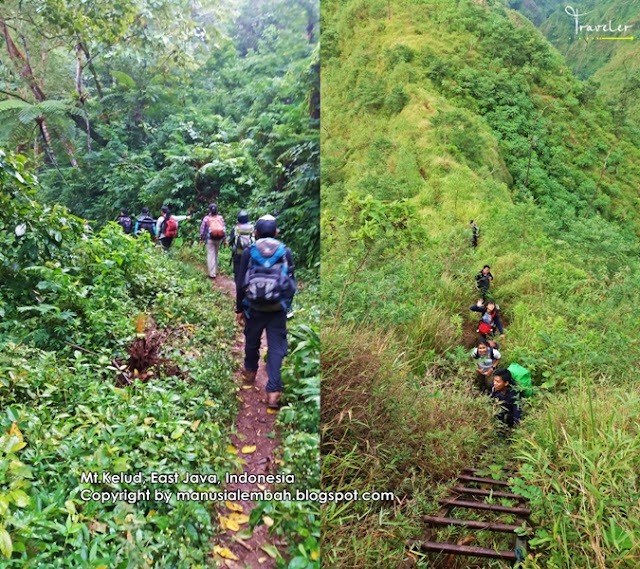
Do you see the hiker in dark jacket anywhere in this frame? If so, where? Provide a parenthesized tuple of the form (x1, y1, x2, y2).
(490, 368, 522, 428)
(229, 209, 254, 290)
(235, 215, 296, 409)
(475, 265, 493, 300)
(470, 220, 479, 248)
(135, 207, 156, 237)
(470, 299, 504, 337)
(116, 208, 133, 234)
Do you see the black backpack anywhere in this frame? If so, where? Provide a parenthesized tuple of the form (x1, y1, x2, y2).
(118, 216, 133, 234)
(137, 215, 155, 236)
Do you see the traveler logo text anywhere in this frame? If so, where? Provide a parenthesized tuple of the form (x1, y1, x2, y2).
(565, 6, 634, 40)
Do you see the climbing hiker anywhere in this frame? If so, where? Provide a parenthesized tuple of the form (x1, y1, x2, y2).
(156, 205, 191, 251)
(229, 209, 255, 290)
(490, 368, 522, 428)
(235, 215, 296, 409)
(471, 338, 501, 394)
(199, 203, 227, 279)
(475, 265, 493, 300)
(470, 299, 504, 338)
(116, 208, 133, 234)
(470, 220, 479, 248)
(134, 206, 156, 238)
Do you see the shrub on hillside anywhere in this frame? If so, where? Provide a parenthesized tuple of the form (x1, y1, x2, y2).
(512, 386, 640, 568)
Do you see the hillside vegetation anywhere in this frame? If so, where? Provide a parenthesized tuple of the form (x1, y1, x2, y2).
(321, 0, 640, 567)
(0, 0, 320, 566)
(510, 0, 640, 124)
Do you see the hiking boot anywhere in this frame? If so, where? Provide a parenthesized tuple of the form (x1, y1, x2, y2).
(266, 391, 282, 409)
(242, 369, 257, 383)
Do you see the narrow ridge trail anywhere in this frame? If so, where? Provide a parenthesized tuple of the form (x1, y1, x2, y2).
(209, 273, 284, 568)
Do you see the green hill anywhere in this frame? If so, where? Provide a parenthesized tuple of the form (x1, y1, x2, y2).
(510, 0, 640, 123)
(321, 0, 640, 566)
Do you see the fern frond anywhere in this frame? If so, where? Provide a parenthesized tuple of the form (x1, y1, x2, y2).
(0, 99, 29, 113)
(18, 104, 42, 124)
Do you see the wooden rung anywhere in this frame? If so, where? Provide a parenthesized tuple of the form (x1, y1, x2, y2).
(458, 474, 510, 487)
(452, 486, 528, 501)
(437, 499, 531, 516)
(463, 467, 516, 475)
(423, 515, 529, 533)
(410, 540, 517, 560)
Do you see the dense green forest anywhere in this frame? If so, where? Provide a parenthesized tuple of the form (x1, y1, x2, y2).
(0, 0, 319, 567)
(0, 0, 319, 266)
(321, 0, 640, 567)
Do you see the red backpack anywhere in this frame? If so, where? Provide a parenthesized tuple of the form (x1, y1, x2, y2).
(478, 311, 495, 335)
(207, 215, 225, 239)
(163, 216, 178, 238)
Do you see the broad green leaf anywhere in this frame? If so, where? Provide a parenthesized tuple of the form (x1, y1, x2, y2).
(0, 527, 12, 558)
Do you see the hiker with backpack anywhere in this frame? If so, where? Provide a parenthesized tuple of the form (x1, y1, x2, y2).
(116, 208, 133, 235)
(490, 368, 522, 428)
(229, 209, 254, 289)
(471, 338, 501, 394)
(135, 207, 156, 238)
(470, 299, 504, 338)
(156, 205, 191, 251)
(235, 215, 296, 409)
(199, 203, 227, 279)
(470, 220, 479, 248)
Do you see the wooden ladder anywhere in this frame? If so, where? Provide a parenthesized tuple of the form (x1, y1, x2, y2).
(410, 467, 530, 565)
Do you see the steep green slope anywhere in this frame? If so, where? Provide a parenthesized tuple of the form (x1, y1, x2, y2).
(323, 0, 640, 380)
(511, 0, 640, 122)
(321, 0, 640, 566)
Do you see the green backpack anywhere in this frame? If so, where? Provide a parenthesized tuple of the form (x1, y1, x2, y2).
(507, 363, 533, 398)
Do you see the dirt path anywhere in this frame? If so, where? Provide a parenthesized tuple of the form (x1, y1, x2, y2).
(210, 274, 283, 568)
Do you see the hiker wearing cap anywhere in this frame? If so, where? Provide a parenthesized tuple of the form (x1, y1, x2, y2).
(156, 205, 192, 251)
(199, 204, 227, 279)
(229, 210, 255, 290)
(235, 215, 296, 409)
(490, 368, 522, 428)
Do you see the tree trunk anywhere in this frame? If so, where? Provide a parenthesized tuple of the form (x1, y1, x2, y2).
(0, 18, 46, 102)
(80, 42, 105, 100)
(1, 18, 107, 154)
(36, 116, 57, 165)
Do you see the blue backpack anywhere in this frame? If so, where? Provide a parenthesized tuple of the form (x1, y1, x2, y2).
(243, 239, 296, 309)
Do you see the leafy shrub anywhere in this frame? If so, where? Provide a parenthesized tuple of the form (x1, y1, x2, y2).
(384, 86, 410, 114)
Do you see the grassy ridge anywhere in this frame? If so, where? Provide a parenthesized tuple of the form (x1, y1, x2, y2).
(321, 0, 640, 566)
(322, 0, 640, 386)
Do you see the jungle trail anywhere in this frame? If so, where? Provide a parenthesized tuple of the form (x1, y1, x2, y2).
(111, 210, 294, 568)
